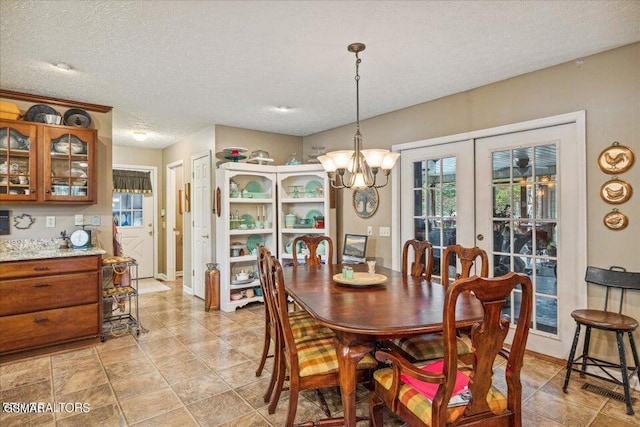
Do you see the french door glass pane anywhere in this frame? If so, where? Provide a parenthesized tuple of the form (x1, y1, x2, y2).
(493, 143, 559, 337)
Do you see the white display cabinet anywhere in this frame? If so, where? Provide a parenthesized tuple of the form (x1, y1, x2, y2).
(276, 164, 332, 266)
(216, 162, 277, 312)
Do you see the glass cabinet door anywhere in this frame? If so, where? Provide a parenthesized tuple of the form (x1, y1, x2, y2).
(0, 121, 37, 201)
(43, 126, 95, 202)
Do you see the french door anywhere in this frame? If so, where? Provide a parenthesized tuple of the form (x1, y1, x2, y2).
(398, 120, 586, 359)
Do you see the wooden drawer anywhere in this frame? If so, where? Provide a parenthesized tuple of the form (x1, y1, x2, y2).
(0, 304, 99, 354)
(0, 272, 99, 316)
(0, 255, 100, 279)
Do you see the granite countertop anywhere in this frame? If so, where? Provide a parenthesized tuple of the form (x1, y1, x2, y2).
(0, 238, 107, 262)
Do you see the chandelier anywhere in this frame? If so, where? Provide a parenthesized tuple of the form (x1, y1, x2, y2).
(318, 43, 400, 189)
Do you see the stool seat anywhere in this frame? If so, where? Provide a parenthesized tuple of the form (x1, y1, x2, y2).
(571, 309, 638, 331)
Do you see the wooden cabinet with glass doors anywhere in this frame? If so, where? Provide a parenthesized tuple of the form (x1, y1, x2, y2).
(0, 119, 97, 204)
(0, 121, 37, 201)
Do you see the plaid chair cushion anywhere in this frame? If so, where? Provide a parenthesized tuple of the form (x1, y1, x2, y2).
(297, 336, 378, 377)
(373, 366, 507, 426)
(290, 310, 334, 339)
(393, 333, 471, 361)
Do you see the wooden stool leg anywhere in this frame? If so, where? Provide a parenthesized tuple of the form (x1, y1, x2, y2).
(563, 323, 581, 392)
(580, 326, 592, 378)
(616, 331, 635, 415)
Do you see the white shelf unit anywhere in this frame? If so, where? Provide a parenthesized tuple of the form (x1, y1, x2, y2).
(276, 164, 332, 266)
(216, 162, 277, 312)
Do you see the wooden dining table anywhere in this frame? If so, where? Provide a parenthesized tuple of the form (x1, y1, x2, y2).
(282, 263, 484, 426)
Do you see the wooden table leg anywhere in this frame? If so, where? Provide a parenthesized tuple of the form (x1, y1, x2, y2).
(334, 333, 374, 426)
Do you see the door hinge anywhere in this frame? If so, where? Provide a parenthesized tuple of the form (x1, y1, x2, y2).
(192, 269, 195, 276)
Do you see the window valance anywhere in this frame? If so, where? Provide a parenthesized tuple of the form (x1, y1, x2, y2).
(112, 169, 152, 194)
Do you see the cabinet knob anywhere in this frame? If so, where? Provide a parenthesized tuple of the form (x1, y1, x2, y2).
(33, 283, 50, 288)
(34, 317, 50, 324)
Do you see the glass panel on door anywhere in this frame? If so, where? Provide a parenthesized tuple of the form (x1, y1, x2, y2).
(492, 144, 558, 335)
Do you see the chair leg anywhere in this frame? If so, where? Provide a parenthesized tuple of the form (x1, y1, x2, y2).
(616, 330, 635, 415)
(315, 389, 332, 417)
(285, 378, 300, 427)
(580, 326, 592, 378)
(268, 352, 286, 413)
(256, 324, 272, 377)
(563, 323, 581, 392)
(263, 339, 280, 404)
(628, 331, 640, 385)
(369, 391, 384, 426)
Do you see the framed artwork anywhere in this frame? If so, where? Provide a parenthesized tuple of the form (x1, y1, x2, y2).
(184, 183, 191, 213)
(603, 208, 628, 231)
(178, 189, 183, 214)
(600, 178, 632, 204)
(352, 187, 379, 218)
(598, 142, 635, 174)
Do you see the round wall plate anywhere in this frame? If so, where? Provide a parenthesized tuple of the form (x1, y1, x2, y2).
(600, 178, 632, 204)
(603, 209, 628, 231)
(597, 142, 635, 174)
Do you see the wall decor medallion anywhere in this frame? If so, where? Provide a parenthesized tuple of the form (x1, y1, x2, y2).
(13, 213, 35, 229)
(353, 187, 379, 218)
(598, 141, 635, 174)
(600, 178, 632, 204)
(603, 208, 628, 231)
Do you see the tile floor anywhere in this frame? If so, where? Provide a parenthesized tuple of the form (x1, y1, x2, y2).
(0, 278, 638, 426)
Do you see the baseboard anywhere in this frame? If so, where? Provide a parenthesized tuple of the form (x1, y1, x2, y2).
(156, 273, 168, 281)
(183, 286, 193, 295)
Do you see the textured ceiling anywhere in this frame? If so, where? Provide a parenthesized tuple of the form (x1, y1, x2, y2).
(1, 1, 639, 149)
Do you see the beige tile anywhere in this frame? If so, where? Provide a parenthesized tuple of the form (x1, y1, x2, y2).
(600, 392, 640, 425)
(220, 330, 263, 349)
(156, 356, 212, 384)
(258, 392, 331, 426)
(148, 346, 195, 367)
(52, 354, 102, 379)
(102, 355, 157, 380)
(201, 347, 251, 372)
(217, 411, 273, 426)
(216, 360, 262, 388)
(130, 407, 199, 426)
(589, 412, 640, 427)
(543, 370, 611, 409)
(0, 407, 55, 427)
(53, 366, 108, 396)
(98, 343, 148, 365)
(187, 390, 254, 426)
(119, 388, 182, 425)
(111, 369, 169, 400)
(523, 388, 598, 425)
(2, 379, 52, 403)
(520, 409, 567, 427)
(138, 336, 189, 356)
(54, 383, 116, 420)
(95, 334, 138, 354)
(170, 372, 231, 405)
(0, 357, 50, 391)
(186, 336, 228, 356)
(55, 402, 124, 427)
(233, 376, 274, 409)
(51, 347, 97, 363)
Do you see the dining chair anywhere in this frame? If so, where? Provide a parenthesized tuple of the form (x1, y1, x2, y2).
(255, 246, 333, 405)
(292, 235, 334, 266)
(402, 239, 434, 279)
(267, 254, 377, 426)
(563, 266, 640, 415)
(370, 272, 533, 427)
(391, 245, 489, 363)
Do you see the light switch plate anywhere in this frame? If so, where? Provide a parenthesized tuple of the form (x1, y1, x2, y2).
(74, 214, 84, 225)
(91, 215, 101, 226)
(46, 216, 56, 228)
(379, 226, 391, 237)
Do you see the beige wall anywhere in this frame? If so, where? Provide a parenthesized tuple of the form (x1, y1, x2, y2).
(0, 98, 114, 252)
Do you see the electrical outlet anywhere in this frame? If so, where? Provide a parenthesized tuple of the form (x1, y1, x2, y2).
(367, 226, 373, 236)
(379, 226, 391, 237)
(91, 215, 101, 226)
(74, 214, 84, 225)
(46, 216, 56, 228)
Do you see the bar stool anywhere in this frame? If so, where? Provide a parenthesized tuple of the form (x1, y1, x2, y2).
(563, 266, 640, 415)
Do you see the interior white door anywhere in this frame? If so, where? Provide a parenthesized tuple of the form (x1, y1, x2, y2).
(475, 123, 585, 359)
(114, 192, 154, 278)
(191, 152, 212, 299)
(399, 140, 475, 278)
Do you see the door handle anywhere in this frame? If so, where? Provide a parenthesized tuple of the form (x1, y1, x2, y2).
(202, 234, 209, 239)
(476, 234, 484, 241)
(148, 230, 153, 236)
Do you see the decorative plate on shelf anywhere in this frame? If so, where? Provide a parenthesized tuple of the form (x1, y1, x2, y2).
(245, 181, 263, 193)
(25, 104, 58, 122)
(241, 213, 255, 227)
(305, 180, 323, 197)
(246, 234, 265, 251)
(306, 209, 323, 220)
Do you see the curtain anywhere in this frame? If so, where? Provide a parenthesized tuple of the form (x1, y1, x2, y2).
(112, 169, 152, 194)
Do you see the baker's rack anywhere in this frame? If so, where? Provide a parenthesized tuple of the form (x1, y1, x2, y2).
(101, 260, 140, 341)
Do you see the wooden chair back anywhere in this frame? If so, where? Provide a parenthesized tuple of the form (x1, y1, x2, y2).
(372, 272, 533, 427)
(292, 235, 334, 266)
(441, 244, 489, 288)
(402, 239, 434, 279)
